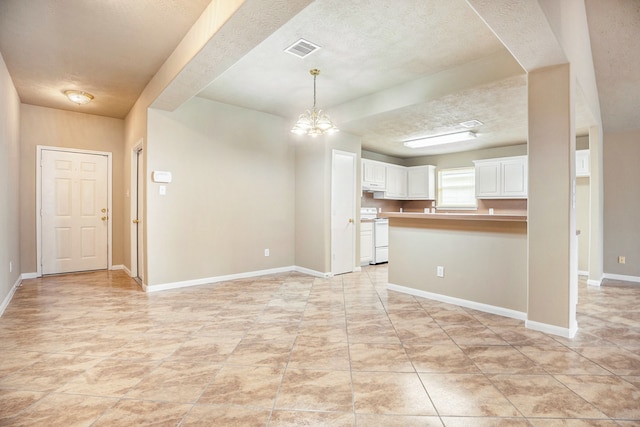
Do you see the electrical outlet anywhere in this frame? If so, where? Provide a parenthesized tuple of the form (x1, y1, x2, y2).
(264, 249, 270, 257)
(9, 261, 12, 273)
(618, 256, 626, 264)
(437, 266, 444, 278)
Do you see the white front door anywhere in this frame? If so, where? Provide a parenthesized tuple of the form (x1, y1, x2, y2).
(331, 150, 356, 275)
(41, 149, 109, 274)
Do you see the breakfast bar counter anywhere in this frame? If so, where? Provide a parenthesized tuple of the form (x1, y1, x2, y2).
(383, 211, 528, 320)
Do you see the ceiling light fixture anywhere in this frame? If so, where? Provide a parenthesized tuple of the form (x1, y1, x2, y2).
(64, 90, 94, 105)
(291, 69, 339, 137)
(404, 130, 476, 148)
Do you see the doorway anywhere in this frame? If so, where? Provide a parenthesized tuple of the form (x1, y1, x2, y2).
(331, 150, 357, 275)
(37, 146, 112, 275)
(130, 143, 145, 285)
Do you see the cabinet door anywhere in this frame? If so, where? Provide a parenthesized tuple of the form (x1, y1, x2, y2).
(360, 222, 373, 265)
(475, 161, 501, 198)
(407, 165, 435, 199)
(501, 157, 527, 197)
(386, 165, 407, 199)
(362, 160, 386, 189)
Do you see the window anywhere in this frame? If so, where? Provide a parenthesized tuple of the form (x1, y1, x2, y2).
(437, 167, 477, 209)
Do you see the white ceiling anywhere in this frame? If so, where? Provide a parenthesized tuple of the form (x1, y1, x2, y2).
(0, 0, 637, 157)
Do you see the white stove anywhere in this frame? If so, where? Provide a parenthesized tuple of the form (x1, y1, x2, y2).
(360, 208, 388, 264)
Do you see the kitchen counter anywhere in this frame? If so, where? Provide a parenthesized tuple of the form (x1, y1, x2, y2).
(384, 210, 528, 320)
(378, 212, 527, 222)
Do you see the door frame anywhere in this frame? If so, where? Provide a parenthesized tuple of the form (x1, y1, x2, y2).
(36, 145, 113, 277)
(130, 139, 144, 282)
(330, 149, 357, 275)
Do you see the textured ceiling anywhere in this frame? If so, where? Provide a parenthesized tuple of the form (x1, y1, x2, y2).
(0, 0, 210, 118)
(0, 0, 636, 156)
(585, 0, 640, 133)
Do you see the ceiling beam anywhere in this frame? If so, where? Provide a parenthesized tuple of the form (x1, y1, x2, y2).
(151, 0, 313, 112)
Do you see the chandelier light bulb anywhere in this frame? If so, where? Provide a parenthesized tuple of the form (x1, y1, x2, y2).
(291, 69, 339, 137)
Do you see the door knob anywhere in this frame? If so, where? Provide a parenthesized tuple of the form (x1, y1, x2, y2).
(101, 208, 107, 213)
(348, 218, 354, 223)
(101, 216, 107, 221)
(132, 219, 140, 224)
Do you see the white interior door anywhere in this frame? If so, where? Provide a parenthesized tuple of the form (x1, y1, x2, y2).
(41, 149, 109, 274)
(331, 150, 356, 275)
(135, 147, 145, 284)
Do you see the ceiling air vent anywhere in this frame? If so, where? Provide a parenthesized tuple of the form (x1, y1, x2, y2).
(284, 38, 321, 58)
(459, 119, 484, 128)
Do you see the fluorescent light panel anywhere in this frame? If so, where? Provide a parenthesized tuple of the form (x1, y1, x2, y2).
(404, 131, 476, 148)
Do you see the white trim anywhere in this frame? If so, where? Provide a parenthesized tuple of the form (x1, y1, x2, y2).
(110, 264, 124, 271)
(130, 140, 144, 281)
(603, 273, 640, 284)
(294, 266, 332, 278)
(353, 266, 362, 272)
(119, 264, 132, 277)
(0, 276, 22, 317)
(21, 272, 38, 280)
(526, 319, 577, 339)
(36, 146, 113, 276)
(578, 270, 589, 277)
(587, 274, 603, 287)
(387, 282, 526, 321)
(145, 266, 295, 293)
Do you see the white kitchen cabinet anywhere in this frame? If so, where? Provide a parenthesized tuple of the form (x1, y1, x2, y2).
(576, 149, 590, 177)
(385, 165, 407, 199)
(374, 164, 407, 199)
(407, 165, 436, 200)
(360, 222, 373, 265)
(474, 155, 527, 199)
(362, 159, 386, 190)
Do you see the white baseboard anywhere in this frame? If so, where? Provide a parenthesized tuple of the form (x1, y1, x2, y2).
(21, 272, 38, 280)
(293, 266, 332, 278)
(387, 283, 527, 321)
(603, 273, 640, 284)
(578, 270, 589, 277)
(145, 265, 324, 293)
(115, 264, 132, 277)
(110, 264, 124, 271)
(0, 275, 22, 317)
(526, 319, 577, 339)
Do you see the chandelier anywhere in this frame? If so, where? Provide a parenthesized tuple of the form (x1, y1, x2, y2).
(291, 69, 339, 137)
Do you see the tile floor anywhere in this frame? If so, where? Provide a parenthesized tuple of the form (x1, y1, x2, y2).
(0, 266, 639, 426)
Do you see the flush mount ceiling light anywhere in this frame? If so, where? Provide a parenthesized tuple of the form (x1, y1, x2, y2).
(404, 130, 476, 148)
(291, 69, 339, 137)
(64, 90, 94, 105)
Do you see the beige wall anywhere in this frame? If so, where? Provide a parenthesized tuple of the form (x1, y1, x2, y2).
(19, 104, 125, 272)
(527, 64, 576, 330)
(0, 52, 21, 304)
(145, 97, 295, 286)
(388, 218, 527, 312)
(295, 132, 361, 274)
(576, 177, 590, 272)
(604, 129, 640, 277)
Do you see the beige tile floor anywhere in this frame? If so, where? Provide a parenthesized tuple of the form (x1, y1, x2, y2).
(0, 266, 639, 426)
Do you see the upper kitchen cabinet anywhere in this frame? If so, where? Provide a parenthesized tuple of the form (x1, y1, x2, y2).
(474, 155, 528, 199)
(382, 164, 408, 199)
(362, 159, 386, 191)
(407, 165, 436, 200)
(576, 149, 590, 177)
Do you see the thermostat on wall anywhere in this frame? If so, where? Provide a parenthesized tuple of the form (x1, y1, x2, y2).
(152, 171, 172, 183)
